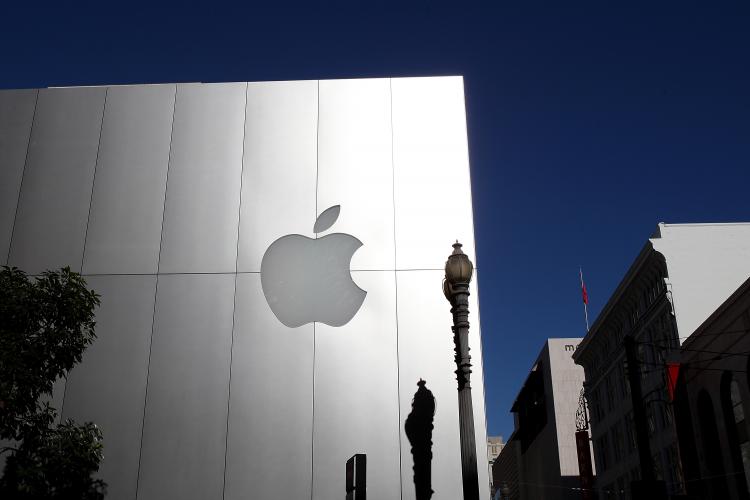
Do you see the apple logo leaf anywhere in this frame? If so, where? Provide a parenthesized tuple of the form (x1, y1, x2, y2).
(313, 205, 340, 234)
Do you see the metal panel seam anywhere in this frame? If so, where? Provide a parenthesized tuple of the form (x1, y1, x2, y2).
(135, 83, 177, 500)
(5, 89, 39, 266)
(78, 87, 109, 274)
(60, 87, 108, 422)
(222, 82, 249, 500)
(389, 78, 404, 500)
(310, 79, 320, 500)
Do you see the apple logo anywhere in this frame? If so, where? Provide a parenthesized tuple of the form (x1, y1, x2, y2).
(260, 205, 367, 328)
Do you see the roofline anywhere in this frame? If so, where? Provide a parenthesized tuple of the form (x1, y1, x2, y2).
(2, 75, 467, 92)
(682, 275, 750, 349)
(572, 238, 657, 362)
(508, 336, 584, 411)
(660, 222, 750, 228)
(573, 220, 750, 362)
(509, 340, 549, 411)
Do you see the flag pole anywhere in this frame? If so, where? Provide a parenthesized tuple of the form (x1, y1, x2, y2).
(580, 266, 590, 332)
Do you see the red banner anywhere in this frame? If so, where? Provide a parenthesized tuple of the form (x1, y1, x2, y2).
(666, 362, 680, 401)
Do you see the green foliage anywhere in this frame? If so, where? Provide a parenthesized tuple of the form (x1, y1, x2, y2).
(0, 266, 106, 499)
(1, 420, 106, 500)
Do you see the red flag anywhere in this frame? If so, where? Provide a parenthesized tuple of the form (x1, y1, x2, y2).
(666, 362, 680, 401)
(579, 267, 590, 332)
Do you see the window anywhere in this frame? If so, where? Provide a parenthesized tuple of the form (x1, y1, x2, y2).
(602, 339, 610, 361)
(597, 434, 610, 472)
(661, 404, 673, 428)
(590, 388, 601, 423)
(646, 408, 656, 436)
(698, 389, 730, 498)
(654, 339, 665, 364)
(721, 374, 750, 495)
(667, 444, 684, 490)
(606, 374, 616, 412)
(595, 387, 605, 421)
(638, 343, 648, 380)
(625, 411, 636, 453)
(611, 421, 624, 463)
(631, 465, 641, 481)
(653, 452, 663, 480)
(621, 361, 630, 397)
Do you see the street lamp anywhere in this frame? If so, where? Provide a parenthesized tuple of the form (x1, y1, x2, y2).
(444, 241, 479, 500)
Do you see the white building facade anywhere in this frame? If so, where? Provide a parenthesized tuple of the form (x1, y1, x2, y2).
(0, 77, 489, 500)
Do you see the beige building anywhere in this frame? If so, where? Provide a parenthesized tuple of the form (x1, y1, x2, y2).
(495, 338, 588, 499)
(488, 436, 505, 496)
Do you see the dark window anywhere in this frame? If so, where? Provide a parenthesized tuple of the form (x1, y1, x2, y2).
(606, 374, 616, 412)
(653, 452, 662, 480)
(698, 389, 730, 498)
(621, 361, 630, 397)
(512, 363, 547, 452)
(646, 408, 656, 436)
(721, 372, 750, 498)
(624, 411, 636, 453)
(593, 387, 604, 421)
(631, 465, 641, 481)
(667, 443, 684, 491)
(612, 421, 624, 463)
(597, 434, 609, 472)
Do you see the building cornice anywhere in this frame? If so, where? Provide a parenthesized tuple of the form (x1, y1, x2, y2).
(572, 231, 662, 364)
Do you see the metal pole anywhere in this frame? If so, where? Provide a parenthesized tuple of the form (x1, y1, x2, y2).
(450, 281, 480, 500)
(451, 283, 479, 500)
(445, 241, 480, 500)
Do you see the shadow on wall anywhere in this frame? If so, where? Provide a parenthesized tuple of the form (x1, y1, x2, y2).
(405, 379, 436, 500)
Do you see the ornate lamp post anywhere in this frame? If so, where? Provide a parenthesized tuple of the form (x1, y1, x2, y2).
(443, 241, 479, 500)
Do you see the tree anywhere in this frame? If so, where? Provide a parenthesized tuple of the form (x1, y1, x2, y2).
(0, 266, 106, 499)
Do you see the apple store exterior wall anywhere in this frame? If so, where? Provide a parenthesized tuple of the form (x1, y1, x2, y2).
(0, 77, 489, 500)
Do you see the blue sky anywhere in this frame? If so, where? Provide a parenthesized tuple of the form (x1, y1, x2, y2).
(2, 1, 748, 438)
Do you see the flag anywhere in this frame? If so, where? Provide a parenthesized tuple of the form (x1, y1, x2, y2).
(581, 277, 588, 305)
(579, 267, 590, 332)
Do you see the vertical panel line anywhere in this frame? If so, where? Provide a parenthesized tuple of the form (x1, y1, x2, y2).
(222, 82, 249, 500)
(389, 78, 404, 499)
(79, 87, 109, 274)
(310, 79, 320, 500)
(135, 83, 177, 500)
(315, 80, 320, 222)
(61, 87, 108, 420)
(6, 89, 39, 266)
